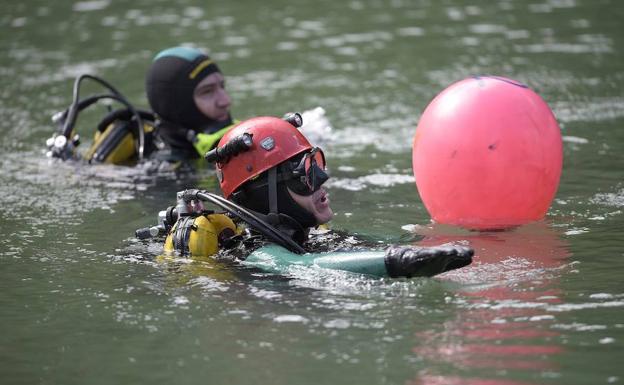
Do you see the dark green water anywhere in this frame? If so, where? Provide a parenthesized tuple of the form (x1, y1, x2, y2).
(1, 0, 623, 384)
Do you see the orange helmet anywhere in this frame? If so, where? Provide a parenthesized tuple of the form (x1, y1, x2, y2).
(215, 116, 312, 198)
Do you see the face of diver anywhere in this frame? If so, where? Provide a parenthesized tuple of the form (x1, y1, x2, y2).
(193, 72, 231, 122)
(288, 187, 334, 225)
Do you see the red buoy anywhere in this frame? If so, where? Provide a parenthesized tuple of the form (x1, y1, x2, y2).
(412, 76, 563, 229)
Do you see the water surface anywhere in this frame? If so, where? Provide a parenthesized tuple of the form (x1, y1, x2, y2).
(1, 0, 623, 384)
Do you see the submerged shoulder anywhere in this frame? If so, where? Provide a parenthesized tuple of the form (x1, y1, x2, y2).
(303, 228, 381, 253)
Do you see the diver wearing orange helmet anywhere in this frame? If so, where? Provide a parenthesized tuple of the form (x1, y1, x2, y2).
(139, 114, 473, 278)
(215, 115, 333, 245)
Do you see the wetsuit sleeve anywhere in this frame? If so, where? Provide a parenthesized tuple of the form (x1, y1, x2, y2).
(309, 251, 390, 276)
(243, 244, 473, 278)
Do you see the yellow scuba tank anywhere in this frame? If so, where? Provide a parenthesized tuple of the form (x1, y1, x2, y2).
(46, 74, 158, 164)
(164, 213, 237, 259)
(83, 109, 156, 165)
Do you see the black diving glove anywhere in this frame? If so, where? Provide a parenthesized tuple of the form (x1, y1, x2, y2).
(384, 244, 474, 278)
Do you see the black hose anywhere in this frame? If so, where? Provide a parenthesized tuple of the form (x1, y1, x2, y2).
(60, 74, 146, 160)
(191, 191, 306, 254)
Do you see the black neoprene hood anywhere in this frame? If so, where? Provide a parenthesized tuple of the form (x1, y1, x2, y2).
(145, 46, 221, 130)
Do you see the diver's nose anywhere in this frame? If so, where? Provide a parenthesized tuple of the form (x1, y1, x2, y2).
(216, 87, 231, 109)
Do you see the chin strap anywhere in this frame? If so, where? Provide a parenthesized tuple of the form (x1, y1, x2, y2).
(249, 168, 307, 245)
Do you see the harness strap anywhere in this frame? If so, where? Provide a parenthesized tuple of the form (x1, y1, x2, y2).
(173, 216, 194, 256)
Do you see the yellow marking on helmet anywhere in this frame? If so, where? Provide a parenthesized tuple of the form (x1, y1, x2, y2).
(189, 59, 213, 79)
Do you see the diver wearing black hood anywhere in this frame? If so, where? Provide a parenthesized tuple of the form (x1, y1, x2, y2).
(146, 47, 236, 161)
(44, 47, 233, 166)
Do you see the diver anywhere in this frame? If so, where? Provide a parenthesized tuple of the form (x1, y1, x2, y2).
(145, 46, 237, 166)
(138, 114, 474, 278)
(46, 46, 236, 169)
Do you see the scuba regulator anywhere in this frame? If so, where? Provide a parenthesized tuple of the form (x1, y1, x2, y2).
(135, 190, 239, 258)
(46, 74, 157, 165)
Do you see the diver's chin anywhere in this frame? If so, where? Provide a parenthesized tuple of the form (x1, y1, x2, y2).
(215, 113, 230, 122)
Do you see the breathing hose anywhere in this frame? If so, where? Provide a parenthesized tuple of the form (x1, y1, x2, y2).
(182, 190, 306, 254)
(59, 74, 146, 160)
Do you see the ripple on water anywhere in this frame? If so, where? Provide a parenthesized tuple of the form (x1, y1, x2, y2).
(515, 41, 612, 54)
(563, 135, 589, 144)
(592, 188, 624, 207)
(553, 97, 624, 123)
(12, 46, 120, 87)
(72, 0, 111, 12)
(327, 173, 414, 191)
(0, 150, 179, 225)
(273, 314, 309, 324)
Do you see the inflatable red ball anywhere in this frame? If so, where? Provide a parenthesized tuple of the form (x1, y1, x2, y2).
(412, 76, 563, 229)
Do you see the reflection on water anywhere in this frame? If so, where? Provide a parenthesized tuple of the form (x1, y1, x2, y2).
(409, 223, 571, 384)
(2, 0, 624, 384)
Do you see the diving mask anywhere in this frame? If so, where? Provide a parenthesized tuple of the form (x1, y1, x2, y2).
(287, 147, 329, 196)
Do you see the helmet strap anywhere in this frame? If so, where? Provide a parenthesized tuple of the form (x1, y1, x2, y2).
(267, 167, 279, 225)
(232, 164, 318, 244)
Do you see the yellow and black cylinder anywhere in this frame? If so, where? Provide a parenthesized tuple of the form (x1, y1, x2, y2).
(164, 213, 237, 258)
(84, 121, 154, 165)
